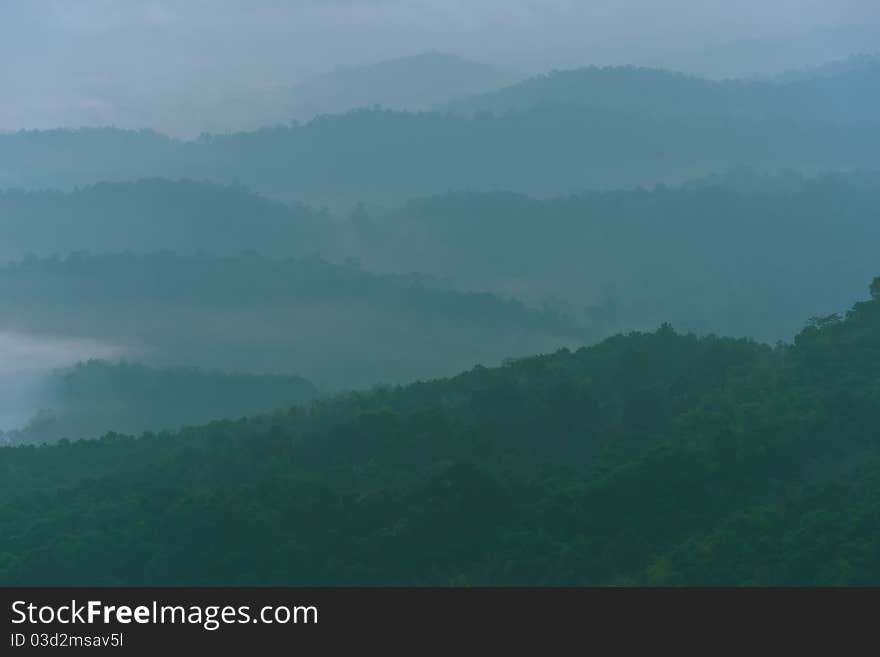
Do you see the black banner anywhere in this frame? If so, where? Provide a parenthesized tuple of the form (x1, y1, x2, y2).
(0, 587, 871, 651)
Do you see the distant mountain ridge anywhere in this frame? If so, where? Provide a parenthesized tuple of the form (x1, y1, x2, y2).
(0, 252, 588, 389)
(2, 277, 880, 584)
(280, 52, 519, 118)
(3, 103, 878, 208)
(196, 52, 520, 136)
(663, 22, 880, 79)
(447, 62, 880, 125)
(3, 52, 519, 138)
(1, 360, 319, 446)
(772, 52, 880, 82)
(0, 179, 326, 262)
(3, 172, 879, 348)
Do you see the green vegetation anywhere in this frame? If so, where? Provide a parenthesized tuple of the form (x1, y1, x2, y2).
(2, 50, 877, 589)
(1, 361, 319, 446)
(0, 252, 586, 389)
(3, 101, 878, 207)
(348, 172, 880, 342)
(0, 180, 325, 261)
(4, 172, 878, 344)
(0, 279, 877, 585)
(448, 62, 880, 125)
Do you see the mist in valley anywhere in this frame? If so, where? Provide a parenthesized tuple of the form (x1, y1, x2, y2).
(3, 1, 879, 136)
(0, 331, 125, 433)
(2, 0, 880, 587)
(1, 1, 876, 442)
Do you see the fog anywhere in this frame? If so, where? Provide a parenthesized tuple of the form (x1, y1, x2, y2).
(3, 0, 879, 136)
(4, 0, 880, 589)
(0, 2, 878, 452)
(0, 331, 125, 431)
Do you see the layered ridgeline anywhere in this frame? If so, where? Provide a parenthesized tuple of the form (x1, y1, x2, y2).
(4, 52, 517, 139)
(3, 61, 880, 206)
(447, 61, 880, 124)
(0, 180, 327, 261)
(3, 111, 875, 208)
(664, 27, 880, 79)
(272, 52, 518, 124)
(338, 172, 880, 342)
(3, 173, 879, 344)
(0, 252, 586, 390)
(0, 361, 319, 446)
(0, 278, 877, 585)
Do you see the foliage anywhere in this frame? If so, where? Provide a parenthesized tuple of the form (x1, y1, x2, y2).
(1, 279, 877, 585)
(0, 252, 586, 389)
(1, 361, 319, 446)
(2, 101, 878, 207)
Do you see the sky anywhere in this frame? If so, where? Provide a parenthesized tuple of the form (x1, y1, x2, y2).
(2, 0, 879, 134)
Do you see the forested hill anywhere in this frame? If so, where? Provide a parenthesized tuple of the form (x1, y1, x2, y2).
(0, 252, 586, 389)
(1, 278, 878, 585)
(3, 173, 877, 344)
(1, 361, 319, 447)
(448, 63, 880, 125)
(352, 173, 880, 342)
(279, 52, 517, 120)
(0, 180, 326, 262)
(3, 104, 878, 206)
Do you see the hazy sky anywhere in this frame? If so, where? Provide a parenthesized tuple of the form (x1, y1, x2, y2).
(2, 0, 879, 133)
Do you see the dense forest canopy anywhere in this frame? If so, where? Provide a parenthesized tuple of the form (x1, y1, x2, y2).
(2, 12, 878, 590)
(0, 280, 878, 585)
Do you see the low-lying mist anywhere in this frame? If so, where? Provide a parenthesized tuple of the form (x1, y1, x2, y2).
(4, 1, 880, 588)
(0, 331, 126, 432)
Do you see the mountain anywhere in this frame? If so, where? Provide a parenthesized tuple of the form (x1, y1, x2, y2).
(1, 46, 517, 138)
(664, 23, 880, 79)
(5, 172, 877, 346)
(447, 63, 880, 125)
(0, 252, 589, 390)
(158, 52, 519, 136)
(0, 179, 327, 262)
(345, 172, 880, 343)
(277, 52, 518, 119)
(1, 277, 878, 584)
(7, 173, 877, 345)
(1, 360, 319, 446)
(773, 52, 880, 82)
(3, 104, 879, 207)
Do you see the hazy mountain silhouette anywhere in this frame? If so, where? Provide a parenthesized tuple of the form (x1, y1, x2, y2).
(279, 52, 518, 118)
(4, 103, 879, 208)
(0, 179, 330, 262)
(448, 62, 880, 125)
(664, 23, 880, 79)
